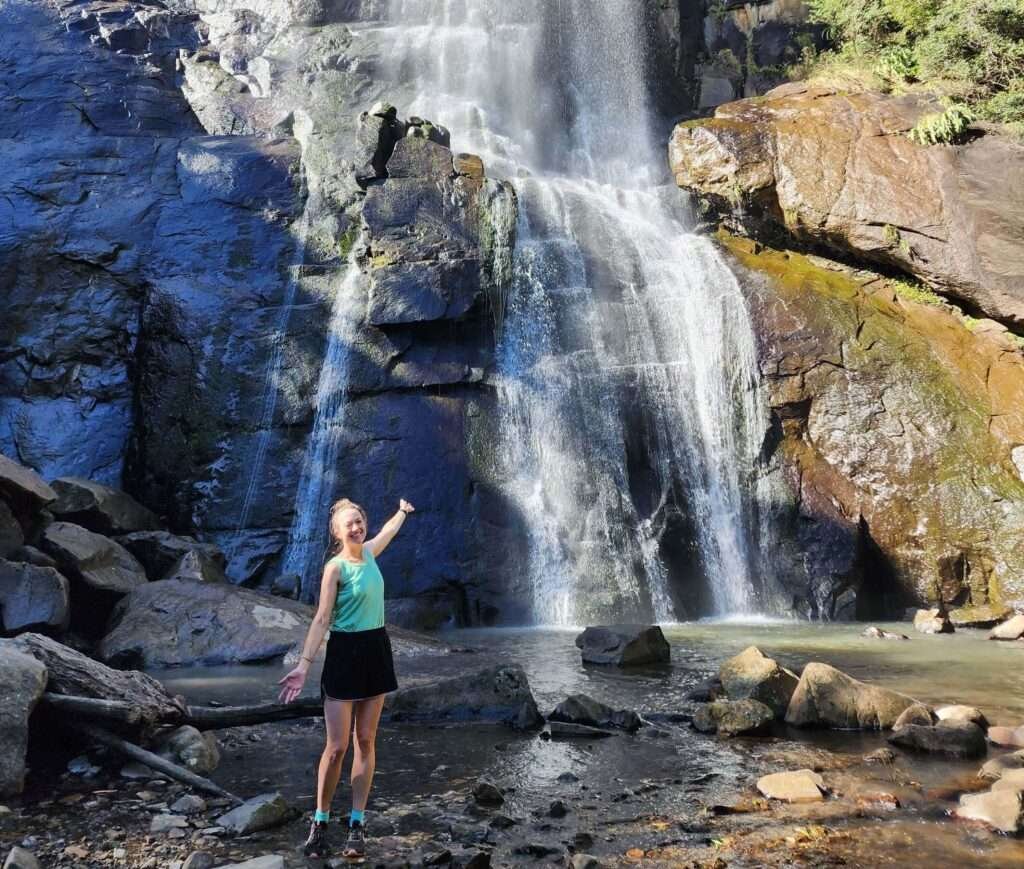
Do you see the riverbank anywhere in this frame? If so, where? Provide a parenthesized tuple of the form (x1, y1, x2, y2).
(4, 624, 1024, 867)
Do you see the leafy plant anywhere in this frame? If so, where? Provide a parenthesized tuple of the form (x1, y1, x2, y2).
(805, 0, 1024, 127)
(891, 278, 944, 305)
(908, 104, 975, 145)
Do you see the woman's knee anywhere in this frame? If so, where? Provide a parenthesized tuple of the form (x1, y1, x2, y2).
(354, 731, 376, 756)
(323, 740, 349, 764)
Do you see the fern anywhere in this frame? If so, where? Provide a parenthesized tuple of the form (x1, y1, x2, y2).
(908, 105, 975, 145)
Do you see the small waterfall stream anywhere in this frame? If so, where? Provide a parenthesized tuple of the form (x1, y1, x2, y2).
(377, 0, 775, 621)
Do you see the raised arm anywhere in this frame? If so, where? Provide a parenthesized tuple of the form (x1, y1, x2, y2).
(365, 498, 415, 558)
(277, 561, 340, 703)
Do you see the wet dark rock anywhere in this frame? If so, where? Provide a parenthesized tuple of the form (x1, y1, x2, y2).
(39, 522, 147, 596)
(488, 813, 517, 830)
(215, 793, 291, 834)
(692, 698, 774, 737)
(574, 625, 670, 666)
(115, 532, 226, 583)
(718, 646, 797, 717)
(0, 502, 24, 558)
(546, 721, 615, 739)
(385, 665, 540, 727)
(0, 644, 47, 796)
(50, 478, 159, 536)
(786, 662, 918, 730)
(449, 848, 491, 869)
(0, 455, 57, 516)
(548, 800, 569, 818)
(913, 608, 954, 634)
(472, 782, 504, 807)
(0, 560, 70, 634)
(513, 843, 560, 858)
(99, 579, 311, 667)
(269, 573, 299, 599)
(685, 676, 723, 703)
(9, 546, 57, 570)
(162, 550, 227, 585)
(889, 721, 987, 758)
(557, 772, 580, 783)
(549, 694, 642, 733)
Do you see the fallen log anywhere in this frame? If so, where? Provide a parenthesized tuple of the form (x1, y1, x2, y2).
(185, 697, 323, 730)
(40, 693, 144, 726)
(79, 724, 242, 805)
(11, 633, 184, 724)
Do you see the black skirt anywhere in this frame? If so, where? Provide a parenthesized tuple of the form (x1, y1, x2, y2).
(321, 627, 398, 701)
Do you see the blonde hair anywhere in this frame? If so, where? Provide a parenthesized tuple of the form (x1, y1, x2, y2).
(328, 498, 367, 553)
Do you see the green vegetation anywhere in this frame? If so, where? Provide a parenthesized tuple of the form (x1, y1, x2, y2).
(891, 278, 944, 306)
(800, 0, 1024, 132)
(908, 104, 975, 144)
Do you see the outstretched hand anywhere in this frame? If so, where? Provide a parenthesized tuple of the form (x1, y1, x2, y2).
(400, 498, 415, 514)
(277, 666, 307, 704)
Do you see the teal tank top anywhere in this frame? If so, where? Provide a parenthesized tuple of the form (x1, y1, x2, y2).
(329, 549, 385, 632)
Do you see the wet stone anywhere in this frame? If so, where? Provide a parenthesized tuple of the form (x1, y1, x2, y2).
(756, 769, 827, 802)
(471, 782, 503, 807)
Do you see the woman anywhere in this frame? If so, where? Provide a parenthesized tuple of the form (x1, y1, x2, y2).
(278, 496, 414, 859)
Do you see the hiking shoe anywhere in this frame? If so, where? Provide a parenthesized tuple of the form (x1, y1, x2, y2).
(302, 819, 330, 858)
(342, 821, 365, 858)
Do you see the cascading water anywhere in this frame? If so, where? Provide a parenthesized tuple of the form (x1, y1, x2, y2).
(224, 179, 312, 564)
(282, 256, 364, 599)
(375, 0, 777, 622)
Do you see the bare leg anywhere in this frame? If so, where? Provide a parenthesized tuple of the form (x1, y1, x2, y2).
(317, 698, 353, 813)
(350, 694, 386, 812)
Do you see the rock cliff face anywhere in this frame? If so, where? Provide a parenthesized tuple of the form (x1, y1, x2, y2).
(723, 235, 1024, 616)
(2, 0, 515, 622)
(670, 84, 1024, 327)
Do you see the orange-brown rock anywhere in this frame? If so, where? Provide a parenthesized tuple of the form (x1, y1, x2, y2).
(670, 84, 1024, 327)
(722, 233, 1024, 610)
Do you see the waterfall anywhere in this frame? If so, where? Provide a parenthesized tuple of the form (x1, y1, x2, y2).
(224, 178, 312, 564)
(374, 0, 776, 622)
(282, 256, 364, 599)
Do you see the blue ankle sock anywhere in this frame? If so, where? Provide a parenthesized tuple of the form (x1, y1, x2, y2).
(314, 810, 330, 823)
(349, 809, 365, 826)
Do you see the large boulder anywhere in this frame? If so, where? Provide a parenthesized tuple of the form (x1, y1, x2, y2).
(39, 522, 147, 596)
(385, 665, 542, 729)
(990, 614, 1024, 641)
(785, 662, 918, 730)
(955, 788, 1024, 834)
(162, 550, 227, 584)
(723, 235, 1024, 614)
(692, 698, 775, 737)
(0, 642, 47, 795)
(670, 85, 1024, 328)
(549, 694, 641, 733)
(0, 454, 57, 515)
(215, 793, 291, 835)
(950, 604, 1015, 628)
(888, 721, 987, 758)
(0, 560, 70, 634)
(574, 625, 670, 666)
(98, 579, 313, 667)
(913, 609, 953, 635)
(718, 646, 798, 717)
(116, 531, 226, 582)
(49, 478, 160, 535)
